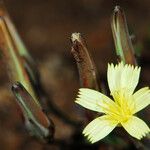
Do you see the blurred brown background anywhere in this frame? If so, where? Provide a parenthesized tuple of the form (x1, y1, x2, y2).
(0, 0, 150, 149)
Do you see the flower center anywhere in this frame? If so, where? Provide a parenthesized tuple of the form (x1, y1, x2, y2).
(102, 90, 136, 123)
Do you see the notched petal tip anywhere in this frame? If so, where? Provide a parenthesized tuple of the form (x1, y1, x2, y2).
(79, 88, 93, 93)
(122, 116, 150, 140)
(75, 98, 83, 104)
(139, 127, 150, 140)
(79, 88, 89, 91)
(82, 116, 118, 144)
(107, 61, 141, 96)
(108, 62, 115, 68)
(84, 133, 98, 144)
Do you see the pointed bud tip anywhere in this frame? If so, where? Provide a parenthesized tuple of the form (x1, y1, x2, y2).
(71, 32, 81, 42)
(114, 5, 121, 12)
(11, 82, 23, 92)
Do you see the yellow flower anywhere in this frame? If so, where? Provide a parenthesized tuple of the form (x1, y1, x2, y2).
(75, 62, 150, 143)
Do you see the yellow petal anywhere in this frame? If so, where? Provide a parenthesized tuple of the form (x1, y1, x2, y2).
(107, 62, 141, 97)
(75, 88, 114, 113)
(133, 87, 150, 113)
(121, 116, 150, 140)
(83, 115, 118, 143)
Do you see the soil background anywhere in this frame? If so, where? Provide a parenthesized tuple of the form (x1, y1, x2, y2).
(0, 0, 150, 149)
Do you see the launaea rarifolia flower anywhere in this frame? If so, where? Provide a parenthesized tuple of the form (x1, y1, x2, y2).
(75, 62, 150, 143)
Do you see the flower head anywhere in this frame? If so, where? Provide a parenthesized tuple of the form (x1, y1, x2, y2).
(75, 62, 150, 143)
